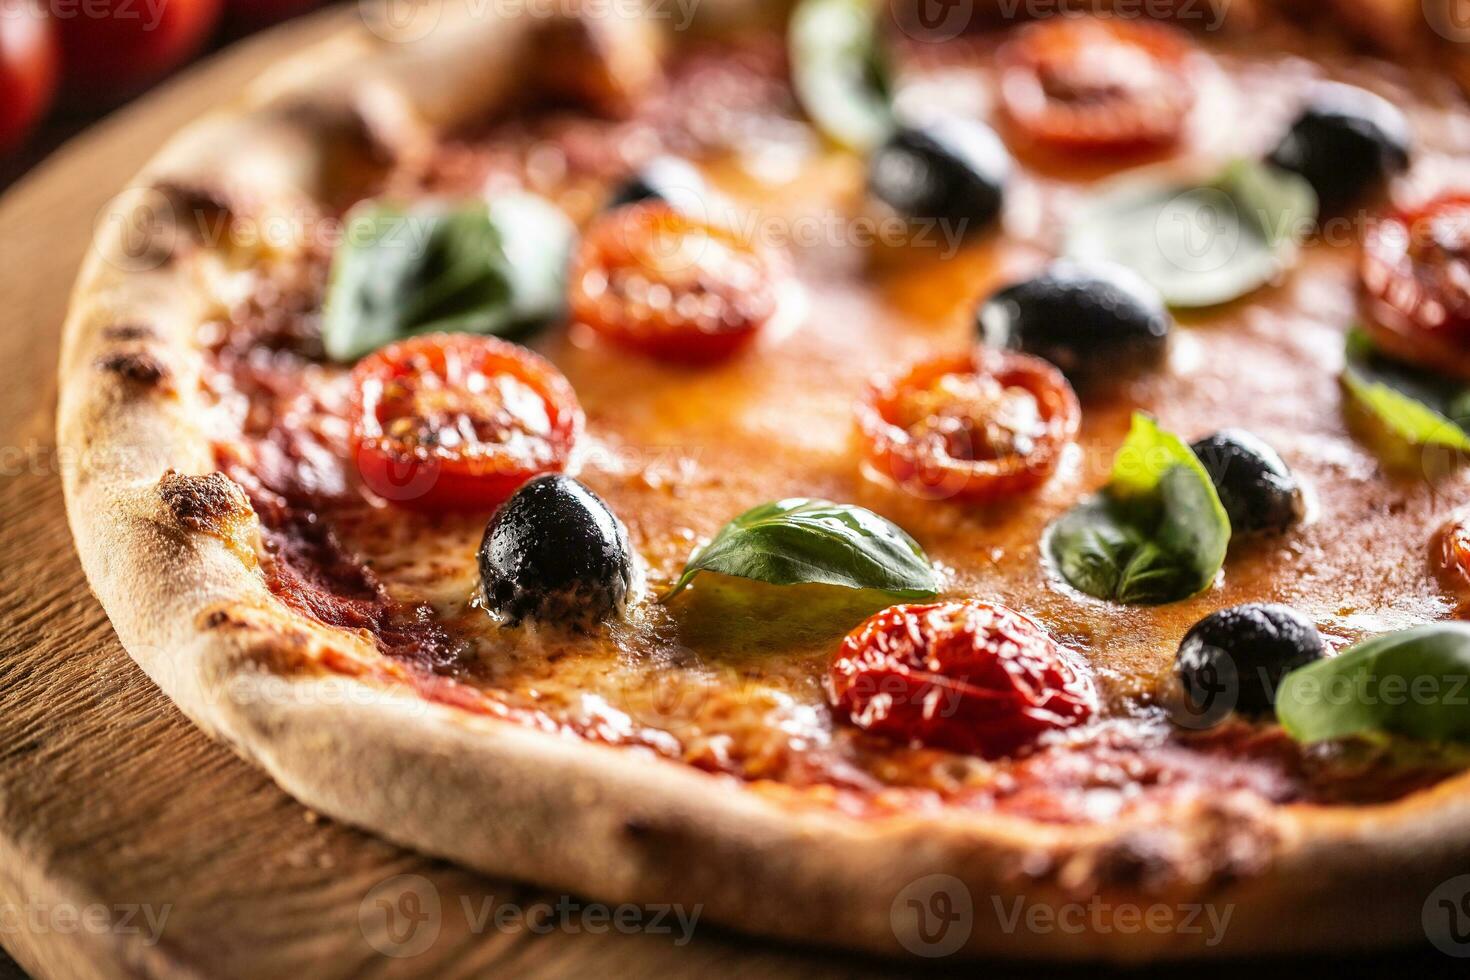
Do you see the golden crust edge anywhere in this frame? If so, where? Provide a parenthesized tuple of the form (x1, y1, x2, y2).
(55, 0, 1470, 961)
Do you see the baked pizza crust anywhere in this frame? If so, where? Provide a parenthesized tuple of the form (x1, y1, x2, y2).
(57, 0, 1470, 960)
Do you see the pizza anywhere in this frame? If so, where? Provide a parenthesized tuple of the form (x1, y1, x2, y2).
(58, 0, 1470, 960)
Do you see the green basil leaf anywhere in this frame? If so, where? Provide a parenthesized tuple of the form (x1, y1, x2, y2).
(789, 0, 894, 152)
(1277, 623, 1470, 745)
(1341, 328, 1470, 460)
(322, 194, 575, 361)
(1045, 414, 1231, 604)
(1064, 158, 1318, 309)
(665, 498, 940, 600)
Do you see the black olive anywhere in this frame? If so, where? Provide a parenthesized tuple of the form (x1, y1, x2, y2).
(1266, 82, 1412, 212)
(478, 475, 634, 626)
(1175, 604, 1328, 718)
(977, 260, 1171, 389)
(1190, 429, 1304, 536)
(867, 117, 1011, 233)
(606, 156, 707, 211)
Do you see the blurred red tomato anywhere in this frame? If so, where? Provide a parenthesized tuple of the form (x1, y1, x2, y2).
(225, 0, 322, 29)
(55, 0, 222, 106)
(0, 1, 59, 154)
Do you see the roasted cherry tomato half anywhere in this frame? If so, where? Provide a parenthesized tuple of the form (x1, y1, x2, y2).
(997, 16, 1197, 155)
(829, 601, 1097, 758)
(568, 202, 785, 364)
(856, 348, 1080, 502)
(1436, 512, 1470, 593)
(0, 1, 58, 155)
(1360, 193, 1470, 377)
(56, 0, 222, 105)
(350, 334, 583, 512)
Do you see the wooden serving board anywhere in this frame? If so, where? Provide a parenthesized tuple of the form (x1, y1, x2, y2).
(0, 8, 1456, 978)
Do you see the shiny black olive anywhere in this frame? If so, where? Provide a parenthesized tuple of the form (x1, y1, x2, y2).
(606, 156, 707, 211)
(1175, 604, 1328, 718)
(1189, 429, 1304, 536)
(478, 475, 634, 626)
(867, 117, 1011, 232)
(977, 260, 1171, 389)
(1266, 82, 1412, 212)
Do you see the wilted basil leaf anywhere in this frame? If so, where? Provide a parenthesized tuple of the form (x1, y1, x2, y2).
(322, 194, 575, 361)
(1277, 623, 1470, 745)
(1065, 158, 1317, 308)
(1046, 414, 1231, 604)
(1341, 328, 1470, 465)
(789, 0, 894, 152)
(665, 498, 940, 600)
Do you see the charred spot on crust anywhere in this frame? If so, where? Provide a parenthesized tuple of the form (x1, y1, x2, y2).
(200, 607, 239, 630)
(154, 179, 242, 246)
(529, 13, 663, 119)
(96, 349, 170, 387)
(101, 323, 156, 342)
(155, 179, 237, 218)
(1058, 796, 1280, 895)
(1077, 832, 1181, 894)
(159, 470, 253, 536)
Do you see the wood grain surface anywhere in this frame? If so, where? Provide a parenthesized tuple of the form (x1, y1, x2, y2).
(0, 7, 1461, 979)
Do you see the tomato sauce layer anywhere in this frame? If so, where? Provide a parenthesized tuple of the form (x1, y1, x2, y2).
(197, 23, 1470, 823)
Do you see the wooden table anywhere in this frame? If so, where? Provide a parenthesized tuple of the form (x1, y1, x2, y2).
(0, 8, 1459, 979)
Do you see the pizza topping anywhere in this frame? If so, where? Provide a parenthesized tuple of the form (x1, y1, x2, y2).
(1189, 430, 1304, 536)
(568, 202, 786, 363)
(350, 334, 583, 511)
(322, 195, 575, 362)
(788, 0, 894, 152)
(1437, 513, 1470, 591)
(1360, 193, 1470, 371)
(1339, 328, 1470, 470)
(857, 348, 1078, 502)
(829, 600, 1097, 757)
(997, 16, 1197, 155)
(665, 498, 939, 600)
(867, 117, 1010, 234)
(478, 474, 634, 626)
(1065, 158, 1318, 309)
(0, 1, 57, 155)
(1266, 82, 1411, 213)
(1277, 623, 1470, 746)
(605, 155, 709, 212)
(977, 260, 1171, 391)
(1046, 413, 1231, 605)
(1174, 604, 1327, 720)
